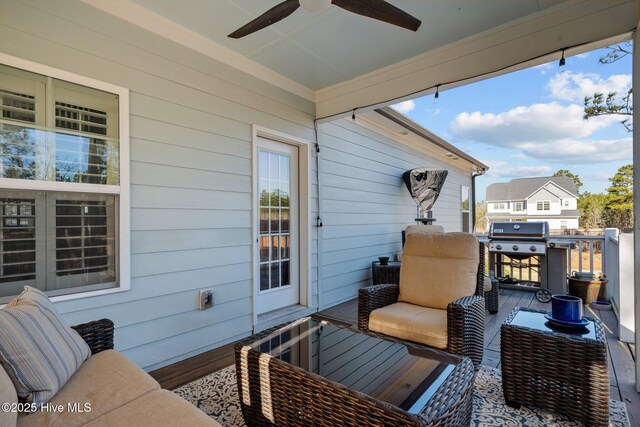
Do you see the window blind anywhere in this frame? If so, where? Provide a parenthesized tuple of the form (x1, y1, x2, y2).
(55, 199, 112, 277)
(0, 89, 35, 124)
(55, 102, 107, 136)
(0, 198, 36, 283)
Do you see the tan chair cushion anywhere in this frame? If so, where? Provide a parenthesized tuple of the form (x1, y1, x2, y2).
(0, 366, 17, 427)
(405, 224, 445, 235)
(84, 390, 221, 427)
(370, 302, 448, 349)
(18, 350, 160, 427)
(399, 232, 479, 310)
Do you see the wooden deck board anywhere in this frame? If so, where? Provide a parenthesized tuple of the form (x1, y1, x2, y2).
(150, 287, 640, 426)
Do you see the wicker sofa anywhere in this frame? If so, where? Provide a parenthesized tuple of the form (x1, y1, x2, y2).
(359, 232, 485, 367)
(0, 319, 219, 427)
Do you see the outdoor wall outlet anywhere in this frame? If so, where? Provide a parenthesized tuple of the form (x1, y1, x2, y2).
(198, 289, 213, 310)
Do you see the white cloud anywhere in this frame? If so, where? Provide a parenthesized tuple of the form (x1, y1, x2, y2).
(451, 102, 630, 164)
(480, 160, 551, 178)
(451, 102, 617, 145)
(547, 71, 631, 102)
(518, 137, 632, 163)
(391, 100, 416, 114)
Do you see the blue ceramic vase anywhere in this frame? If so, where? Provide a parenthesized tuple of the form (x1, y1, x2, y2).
(551, 294, 583, 322)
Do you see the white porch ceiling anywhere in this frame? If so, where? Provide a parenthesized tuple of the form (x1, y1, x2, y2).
(128, 0, 561, 91)
(84, 0, 639, 118)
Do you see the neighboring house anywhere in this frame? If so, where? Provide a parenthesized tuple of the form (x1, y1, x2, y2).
(0, 0, 631, 373)
(486, 176, 580, 230)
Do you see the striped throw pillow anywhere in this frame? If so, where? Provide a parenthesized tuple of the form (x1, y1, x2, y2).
(0, 287, 90, 407)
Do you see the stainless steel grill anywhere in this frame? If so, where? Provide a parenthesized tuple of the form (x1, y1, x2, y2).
(488, 221, 572, 300)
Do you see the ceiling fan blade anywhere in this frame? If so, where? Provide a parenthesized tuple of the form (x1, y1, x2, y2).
(228, 0, 300, 39)
(331, 0, 421, 31)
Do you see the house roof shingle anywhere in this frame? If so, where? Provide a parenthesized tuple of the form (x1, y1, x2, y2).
(486, 176, 578, 201)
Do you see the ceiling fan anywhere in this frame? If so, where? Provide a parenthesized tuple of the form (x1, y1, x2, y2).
(228, 0, 421, 39)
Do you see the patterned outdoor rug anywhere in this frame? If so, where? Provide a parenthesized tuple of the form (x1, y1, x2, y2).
(174, 365, 630, 426)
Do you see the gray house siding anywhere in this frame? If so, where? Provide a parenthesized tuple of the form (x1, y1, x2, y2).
(0, 0, 317, 371)
(527, 187, 558, 203)
(318, 119, 472, 307)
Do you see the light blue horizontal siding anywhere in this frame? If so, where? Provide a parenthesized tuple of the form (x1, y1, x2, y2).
(0, 0, 472, 371)
(0, 0, 316, 370)
(318, 119, 473, 308)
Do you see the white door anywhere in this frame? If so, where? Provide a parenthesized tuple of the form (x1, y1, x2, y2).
(255, 138, 299, 314)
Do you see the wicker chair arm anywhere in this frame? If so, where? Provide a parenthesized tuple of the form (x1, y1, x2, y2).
(447, 295, 485, 367)
(72, 318, 114, 355)
(357, 284, 399, 330)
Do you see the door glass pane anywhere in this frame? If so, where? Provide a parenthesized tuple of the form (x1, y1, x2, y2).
(260, 263, 269, 291)
(281, 209, 289, 233)
(259, 236, 269, 262)
(258, 149, 292, 292)
(271, 208, 280, 233)
(259, 208, 269, 234)
(281, 261, 290, 287)
(270, 262, 280, 289)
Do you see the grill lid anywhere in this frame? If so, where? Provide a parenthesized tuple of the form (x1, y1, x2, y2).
(489, 221, 548, 240)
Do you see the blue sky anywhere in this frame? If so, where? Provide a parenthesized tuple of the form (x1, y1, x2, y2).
(393, 46, 632, 201)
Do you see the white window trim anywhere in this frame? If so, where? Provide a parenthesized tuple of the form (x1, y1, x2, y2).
(251, 125, 311, 327)
(0, 52, 130, 303)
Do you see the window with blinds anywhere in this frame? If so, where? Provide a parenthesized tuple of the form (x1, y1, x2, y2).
(0, 61, 123, 300)
(55, 199, 114, 279)
(1, 89, 36, 123)
(55, 102, 111, 185)
(0, 198, 36, 285)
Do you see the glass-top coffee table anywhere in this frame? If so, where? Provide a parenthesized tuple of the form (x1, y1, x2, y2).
(501, 307, 609, 427)
(235, 317, 475, 426)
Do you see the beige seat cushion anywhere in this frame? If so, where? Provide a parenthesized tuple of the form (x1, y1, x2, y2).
(369, 302, 448, 349)
(84, 390, 221, 427)
(0, 366, 17, 427)
(405, 224, 445, 235)
(399, 232, 479, 310)
(18, 350, 160, 427)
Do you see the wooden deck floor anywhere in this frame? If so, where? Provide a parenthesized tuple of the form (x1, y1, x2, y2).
(151, 288, 640, 426)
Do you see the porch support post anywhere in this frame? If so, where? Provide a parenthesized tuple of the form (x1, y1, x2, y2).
(634, 26, 640, 392)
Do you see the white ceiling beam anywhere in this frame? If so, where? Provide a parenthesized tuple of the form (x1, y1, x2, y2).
(315, 0, 639, 120)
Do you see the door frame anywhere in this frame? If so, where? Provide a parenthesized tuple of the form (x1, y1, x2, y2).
(251, 125, 311, 327)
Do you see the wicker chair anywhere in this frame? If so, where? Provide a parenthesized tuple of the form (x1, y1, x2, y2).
(71, 318, 115, 354)
(359, 232, 485, 367)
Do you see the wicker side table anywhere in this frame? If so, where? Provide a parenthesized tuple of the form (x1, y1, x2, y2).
(371, 261, 401, 285)
(501, 307, 609, 427)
